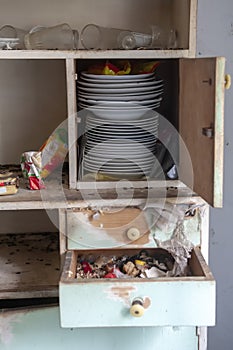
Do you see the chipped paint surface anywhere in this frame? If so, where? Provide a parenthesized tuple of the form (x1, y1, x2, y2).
(0, 313, 22, 345)
(143, 297, 151, 309)
(106, 285, 136, 306)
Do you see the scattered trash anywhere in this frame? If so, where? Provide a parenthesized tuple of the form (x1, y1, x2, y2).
(20, 151, 45, 190)
(74, 247, 192, 279)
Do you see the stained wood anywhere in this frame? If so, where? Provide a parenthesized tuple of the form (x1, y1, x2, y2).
(58, 208, 67, 268)
(0, 233, 60, 298)
(69, 207, 150, 246)
(189, 247, 214, 280)
(66, 59, 78, 189)
(0, 176, 197, 210)
(179, 57, 225, 207)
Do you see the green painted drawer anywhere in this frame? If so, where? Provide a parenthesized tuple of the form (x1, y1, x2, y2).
(66, 206, 202, 250)
(59, 247, 215, 328)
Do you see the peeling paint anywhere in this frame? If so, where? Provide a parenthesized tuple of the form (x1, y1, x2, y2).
(143, 297, 151, 309)
(106, 285, 136, 306)
(0, 313, 22, 345)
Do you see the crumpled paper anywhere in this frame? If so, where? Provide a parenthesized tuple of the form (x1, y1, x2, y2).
(153, 220, 194, 276)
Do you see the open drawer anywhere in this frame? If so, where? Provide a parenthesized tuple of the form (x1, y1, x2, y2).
(59, 247, 215, 328)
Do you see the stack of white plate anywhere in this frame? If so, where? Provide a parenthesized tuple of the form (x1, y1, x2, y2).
(77, 71, 162, 179)
(79, 110, 159, 179)
(77, 71, 163, 110)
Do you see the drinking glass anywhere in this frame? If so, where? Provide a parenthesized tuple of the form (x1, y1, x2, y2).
(24, 23, 79, 50)
(0, 25, 27, 49)
(150, 25, 177, 49)
(120, 25, 177, 49)
(81, 24, 132, 49)
(81, 23, 177, 50)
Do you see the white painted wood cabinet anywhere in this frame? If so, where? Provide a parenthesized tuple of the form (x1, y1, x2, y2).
(0, 1, 227, 349)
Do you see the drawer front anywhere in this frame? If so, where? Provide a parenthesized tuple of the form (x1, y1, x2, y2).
(66, 206, 202, 250)
(59, 248, 215, 328)
(66, 207, 152, 249)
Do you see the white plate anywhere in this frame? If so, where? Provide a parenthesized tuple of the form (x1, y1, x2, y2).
(78, 85, 164, 94)
(83, 108, 152, 120)
(80, 103, 156, 110)
(84, 151, 155, 162)
(85, 116, 159, 127)
(85, 137, 157, 146)
(83, 165, 152, 174)
(78, 91, 163, 102)
(78, 79, 164, 88)
(83, 163, 150, 174)
(81, 72, 155, 80)
(77, 88, 164, 100)
(78, 102, 160, 110)
(84, 138, 156, 147)
(83, 167, 150, 178)
(85, 121, 159, 130)
(86, 128, 156, 138)
(84, 144, 156, 155)
(86, 137, 156, 144)
(85, 141, 156, 153)
(78, 99, 160, 108)
(85, 126, 158, 135)
(83, 158, 153, 168)
(79, 97, 162, 107)
(80, 77, 157, 85)
(86, 125, 157, 133)
(83, 155, 154, 166)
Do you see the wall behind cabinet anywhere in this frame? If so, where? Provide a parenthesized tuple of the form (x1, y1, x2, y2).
(0, 59, 66, 163)
(197, 0, 233, 349)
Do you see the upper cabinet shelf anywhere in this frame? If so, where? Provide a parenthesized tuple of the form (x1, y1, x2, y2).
(0, 0, 197, 59)
(0, 49, 192, 60)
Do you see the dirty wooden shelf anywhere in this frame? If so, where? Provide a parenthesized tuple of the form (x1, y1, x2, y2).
(0, 232, 60, 299)
(0, 178, 196, 210)
(0, 49, 190, 60)
(0, 163, 197, 210)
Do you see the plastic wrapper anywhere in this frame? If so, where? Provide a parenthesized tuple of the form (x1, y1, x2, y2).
(40, 127, 68, 178)
(21, 151, 45, 190)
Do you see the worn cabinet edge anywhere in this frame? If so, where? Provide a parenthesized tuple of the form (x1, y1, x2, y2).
(213, 57, 225, 207)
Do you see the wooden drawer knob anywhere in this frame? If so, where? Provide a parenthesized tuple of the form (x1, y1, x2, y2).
(225, 74, 231, 90)
(126, 227, 140, 241)
(130, 298, 145, 317)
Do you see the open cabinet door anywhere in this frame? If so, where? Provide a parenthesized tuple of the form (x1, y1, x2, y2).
(179, 57, 225, 207)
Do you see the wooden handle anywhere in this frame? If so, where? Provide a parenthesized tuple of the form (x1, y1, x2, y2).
(130, 298, 145, 317)
(225, 74, 231, 90)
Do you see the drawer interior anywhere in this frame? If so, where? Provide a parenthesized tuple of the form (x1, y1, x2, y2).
(59, 246, 215, 327)
(61, 247, 214, 282)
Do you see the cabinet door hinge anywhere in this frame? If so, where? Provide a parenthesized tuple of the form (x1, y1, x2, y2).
(202, 125, 214, 138)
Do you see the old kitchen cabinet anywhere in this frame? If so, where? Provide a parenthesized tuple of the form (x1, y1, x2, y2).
(0, 0, 227, 349)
